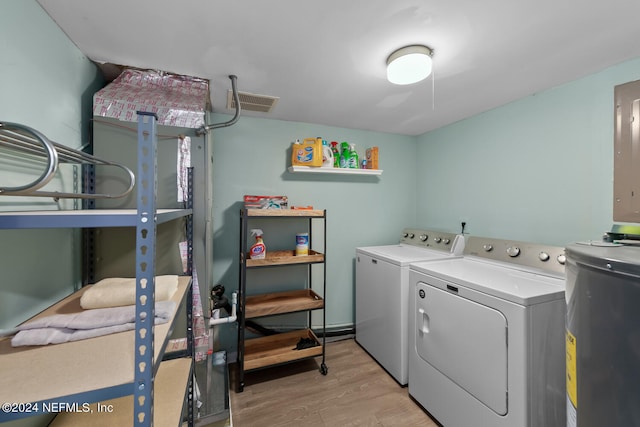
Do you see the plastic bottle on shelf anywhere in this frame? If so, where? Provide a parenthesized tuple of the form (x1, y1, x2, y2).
(321, 139, 334, 168)
(330, 141, 340, 168)
(295, 232, 309, 256)
(348, 143, 359, 168)
(249, 229, 266, 259)
(339, 142, 351, 168)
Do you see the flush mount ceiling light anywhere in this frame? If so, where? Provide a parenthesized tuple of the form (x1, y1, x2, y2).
(386, 45, 434, 85)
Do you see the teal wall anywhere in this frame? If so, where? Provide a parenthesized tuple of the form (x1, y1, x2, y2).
(0, 0, 103, 339)
(0, 3, 103, 426)
(210, 58, 640, 354)
(4, 0, 640, 374)
(210, 115, 416, 340)
(416, 58, 640, 246)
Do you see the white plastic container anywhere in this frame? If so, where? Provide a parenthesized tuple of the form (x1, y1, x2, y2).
(321, 143, 334, 168)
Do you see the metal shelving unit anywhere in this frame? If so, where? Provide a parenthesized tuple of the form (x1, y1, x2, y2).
(236, 208, 328, 392)
(0, 113, 194, 426)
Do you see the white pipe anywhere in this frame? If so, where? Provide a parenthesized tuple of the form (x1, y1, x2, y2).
(209, 292, 237, 326)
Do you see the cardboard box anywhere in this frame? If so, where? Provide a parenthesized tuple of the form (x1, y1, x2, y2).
(244, 195, 288, 209)
(365, 146, 379, 169)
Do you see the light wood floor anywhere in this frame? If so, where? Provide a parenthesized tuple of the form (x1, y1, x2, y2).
(229, 337, 439, 426)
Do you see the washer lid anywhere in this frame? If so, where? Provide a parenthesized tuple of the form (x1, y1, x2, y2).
(357, 244, 455, 266)
(410, 257, 565, 305)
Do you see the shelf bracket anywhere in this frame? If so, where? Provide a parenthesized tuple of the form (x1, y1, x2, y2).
(134, 111, 158, 426)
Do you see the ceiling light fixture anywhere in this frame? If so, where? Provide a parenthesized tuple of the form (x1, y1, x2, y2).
(386, 45, 434, 85)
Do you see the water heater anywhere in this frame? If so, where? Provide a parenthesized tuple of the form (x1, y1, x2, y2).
(565, 242, 640, 427)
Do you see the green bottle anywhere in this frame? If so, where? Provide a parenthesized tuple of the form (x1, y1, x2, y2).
(339, 142, 351, 168)
(348, 144, 359, 169)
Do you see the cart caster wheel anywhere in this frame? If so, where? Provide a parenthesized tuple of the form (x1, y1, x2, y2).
(320, 363, 328, 375)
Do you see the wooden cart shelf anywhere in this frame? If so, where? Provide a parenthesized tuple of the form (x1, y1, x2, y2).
(246, 249, 324, 267)
(237, 208, 328, 391)
(244, 329, 323, 371)
(246, 289, 324, 318)
(245, 208, 325, 217)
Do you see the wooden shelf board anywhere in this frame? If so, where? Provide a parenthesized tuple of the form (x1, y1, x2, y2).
(244, 329, 323, 371)
(246, 289, 324, 318)
(0, 276, 191, 406)
(49, 357, 191, 427)
(246, 250, 324, 267)
(245, 208, 325, 217)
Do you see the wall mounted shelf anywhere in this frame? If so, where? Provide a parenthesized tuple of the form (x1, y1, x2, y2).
(288, 166, 383, 175)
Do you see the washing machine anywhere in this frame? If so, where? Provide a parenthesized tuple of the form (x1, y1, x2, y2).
(355, 228, 465, 385)
(408, 236, 566, 426)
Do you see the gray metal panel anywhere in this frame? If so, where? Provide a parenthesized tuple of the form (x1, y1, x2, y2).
(92, 222, 185, 281)
(463, 235, 566, 276)
(191, 117, 213, 309)
(92, 117, 182, 209)
(614, 80, 640, 223)
(91, 117, 208, 302)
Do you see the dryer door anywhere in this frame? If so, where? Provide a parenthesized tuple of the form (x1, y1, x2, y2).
(415, 281, 508, 415)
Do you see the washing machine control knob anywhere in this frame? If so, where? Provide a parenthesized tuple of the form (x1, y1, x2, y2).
(483, 244, 493, 252)
(443, 238, 451, 244)
(408, 233, 415, 239)
(539, 252, 550, 262)
(403, 233, 409, 238)
(506, 246, 521, 257)
(419, 234, 428, 241)
(557, 254, 567, 265)
(434, 237, 442, 243)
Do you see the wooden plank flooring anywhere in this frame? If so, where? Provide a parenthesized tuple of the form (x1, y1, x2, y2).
(230, 337, 439, 426)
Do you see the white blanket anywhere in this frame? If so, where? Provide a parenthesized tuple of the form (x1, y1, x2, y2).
(80, 275, 178, 309)
(11, 301, 176, 347)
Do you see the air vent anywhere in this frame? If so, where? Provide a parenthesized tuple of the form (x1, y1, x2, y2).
(227, 90, 279, 113)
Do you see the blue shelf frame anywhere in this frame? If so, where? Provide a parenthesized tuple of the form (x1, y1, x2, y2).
(134, 111, 158, 426)
(0, 113, 194, 426)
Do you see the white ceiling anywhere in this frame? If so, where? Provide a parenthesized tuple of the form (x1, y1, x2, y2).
(38, 0, 640, 136)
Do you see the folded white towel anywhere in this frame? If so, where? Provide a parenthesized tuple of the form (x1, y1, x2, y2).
(80, 275, 178, 309)
(11, 301, 176, 347)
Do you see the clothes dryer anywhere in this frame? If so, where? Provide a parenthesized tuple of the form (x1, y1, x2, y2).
(409, 236, 566, 426)
(355, 228, 464, 385)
